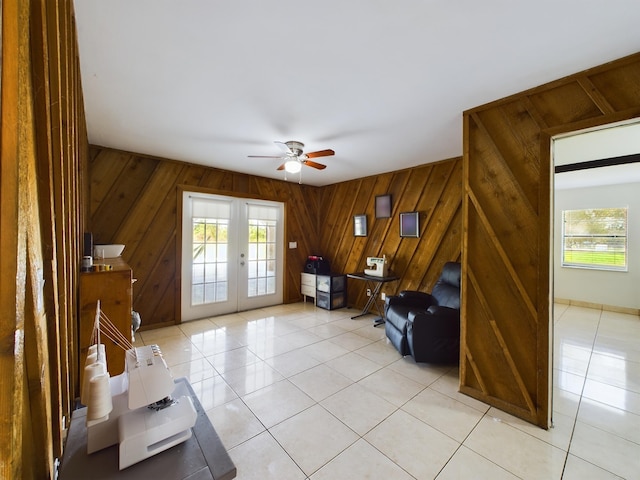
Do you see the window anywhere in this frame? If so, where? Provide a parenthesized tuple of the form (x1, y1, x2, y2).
(561, 207, 628, 271)
(246, 202, 279, 297)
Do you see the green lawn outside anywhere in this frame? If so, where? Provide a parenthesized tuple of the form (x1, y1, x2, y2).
(563, 250, 626, 267)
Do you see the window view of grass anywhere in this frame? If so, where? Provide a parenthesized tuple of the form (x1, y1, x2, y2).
(563, 250, 626, 267)
(562, 207, 627, 270)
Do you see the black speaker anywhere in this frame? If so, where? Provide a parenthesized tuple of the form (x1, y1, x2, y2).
(304, 259, 330, 274)
(83, 232, 93, 257)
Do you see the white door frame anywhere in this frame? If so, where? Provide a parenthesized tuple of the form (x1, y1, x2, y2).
(180, 191, 284, 321)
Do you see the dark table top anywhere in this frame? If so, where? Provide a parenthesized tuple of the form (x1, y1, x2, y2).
(347, 272, 399, 283)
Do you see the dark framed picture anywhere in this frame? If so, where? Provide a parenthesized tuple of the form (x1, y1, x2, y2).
(353, 214, 367, 237)
(399, 211, 419, 237)
(375, 194, 392, 218)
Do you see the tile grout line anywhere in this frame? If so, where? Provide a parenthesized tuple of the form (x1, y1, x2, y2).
(558, 308, 603, 479)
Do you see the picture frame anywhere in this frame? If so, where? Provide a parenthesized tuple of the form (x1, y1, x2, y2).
(375, 194, 392, 218)
(353, 214, 367, 237)
(399, 211, 419, 238)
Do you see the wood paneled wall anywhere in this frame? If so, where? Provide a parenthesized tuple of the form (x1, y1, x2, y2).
(87, 148, 322, 329)
(1, 0, 86, 477)
(88, 147, 463, 330)
(318, 159, 463, 308)
(462, 53, 640, 428)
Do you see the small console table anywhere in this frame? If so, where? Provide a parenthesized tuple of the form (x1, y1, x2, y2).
(59, 377, 236, 479)
(347, 272, 399, 326)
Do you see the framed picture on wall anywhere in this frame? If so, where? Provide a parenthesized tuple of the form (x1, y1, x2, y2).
(375, 194, 392, 218)
(353, 214, 367, 237)
(399, 211, 419, 237)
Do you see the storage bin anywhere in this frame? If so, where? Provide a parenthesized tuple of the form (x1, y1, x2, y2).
(316, 291, 346, 310)
(316, 274, 346, 293)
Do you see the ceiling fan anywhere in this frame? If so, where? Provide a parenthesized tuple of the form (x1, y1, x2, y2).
(248, 141, 335, 178)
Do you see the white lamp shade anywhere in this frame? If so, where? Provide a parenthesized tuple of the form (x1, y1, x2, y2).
(284, 160, 302, 173)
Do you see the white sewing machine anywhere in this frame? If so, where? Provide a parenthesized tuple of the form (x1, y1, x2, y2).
(83, 304, 197, 470)
(364, 255, 388, 277)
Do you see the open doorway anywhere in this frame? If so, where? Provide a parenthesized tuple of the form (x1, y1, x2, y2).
(550, 118, 640, 421)
(553, 119, 640, 308)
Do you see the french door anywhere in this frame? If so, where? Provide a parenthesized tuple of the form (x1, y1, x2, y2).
(181, 192, 284, 321)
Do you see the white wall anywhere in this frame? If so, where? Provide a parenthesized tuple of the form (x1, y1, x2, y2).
(554, 181, 640, 309)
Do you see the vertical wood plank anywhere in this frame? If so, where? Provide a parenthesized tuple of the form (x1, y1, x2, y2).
(0, 0, 25, 476)
(30, 0, 65, 459)
(2, 1, 88, 475)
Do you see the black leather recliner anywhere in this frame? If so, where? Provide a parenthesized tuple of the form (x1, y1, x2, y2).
(384, 262, 461, 363)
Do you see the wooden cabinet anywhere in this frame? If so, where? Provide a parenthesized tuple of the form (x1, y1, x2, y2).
(301, 272, 316, 304)
(79, 257, 133, 387)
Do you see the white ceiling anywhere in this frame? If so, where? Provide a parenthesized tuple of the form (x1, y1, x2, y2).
(73, 1, 640, 186)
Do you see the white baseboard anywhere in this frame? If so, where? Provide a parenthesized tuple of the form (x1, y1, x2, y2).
(554, 297, 640, 316)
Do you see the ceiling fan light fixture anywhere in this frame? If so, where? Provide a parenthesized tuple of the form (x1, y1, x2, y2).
(284, 159, 302, 173)
(249, 140, 333, 182)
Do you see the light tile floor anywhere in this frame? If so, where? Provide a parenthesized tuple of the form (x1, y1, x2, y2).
(137, 302, 640, 479)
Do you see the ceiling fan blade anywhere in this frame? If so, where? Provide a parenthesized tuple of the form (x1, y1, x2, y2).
(305, 149, 334, 159)
(274, 141, 293, 154)
(303, 159, 326, 170)
(248, 155, 285, 158)
(276, 163, 286, 171)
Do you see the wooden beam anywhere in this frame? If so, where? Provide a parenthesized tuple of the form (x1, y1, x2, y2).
(0, 0, 27, 477)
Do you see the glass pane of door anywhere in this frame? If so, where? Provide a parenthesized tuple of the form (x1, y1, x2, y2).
(247, 221, 277, 297)
(191, 218, 228, 305)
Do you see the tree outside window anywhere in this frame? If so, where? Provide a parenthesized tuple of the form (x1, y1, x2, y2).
(562, 207, 628, 271)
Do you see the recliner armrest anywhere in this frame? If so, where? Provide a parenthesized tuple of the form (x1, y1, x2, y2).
(385, 291, 435, 310)
(425, 305, 459, 322)
(399, 290, 433, 302)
